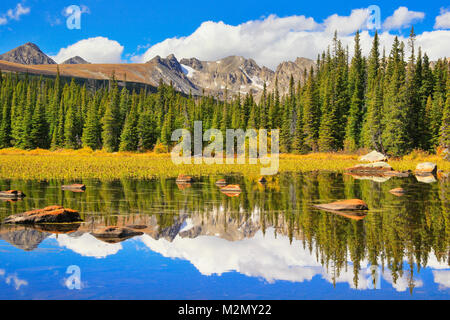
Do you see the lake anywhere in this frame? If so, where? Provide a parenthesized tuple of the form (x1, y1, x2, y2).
(0, 172, 448, 300)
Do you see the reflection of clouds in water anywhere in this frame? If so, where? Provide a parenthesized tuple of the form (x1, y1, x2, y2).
(0, 269, 28, 290)
(433, 270, 450, 290)
(136, 229, 365, 288)
(136, 228, 440, 291)
(44, 226, 447, 292)
(51, 233, 122, 258)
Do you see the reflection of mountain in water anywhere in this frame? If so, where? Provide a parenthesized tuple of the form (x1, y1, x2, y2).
(0, 227, 49, 251)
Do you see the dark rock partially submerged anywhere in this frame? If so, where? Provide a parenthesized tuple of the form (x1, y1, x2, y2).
(0, 190, 26, 199)
(91, 226, 143, 243)
(3, 206, 82, 224)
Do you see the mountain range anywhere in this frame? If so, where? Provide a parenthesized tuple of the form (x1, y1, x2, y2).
(0, 42, 315, 98)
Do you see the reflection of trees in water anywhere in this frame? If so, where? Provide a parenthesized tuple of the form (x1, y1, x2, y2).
(0, 173, 448, 292)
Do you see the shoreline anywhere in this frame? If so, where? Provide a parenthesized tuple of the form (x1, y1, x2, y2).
(0, 149, 448, 180)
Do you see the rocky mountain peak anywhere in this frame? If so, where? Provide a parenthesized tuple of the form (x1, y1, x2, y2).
(62, 56, 90, 65)
(0, 42, 56, 65)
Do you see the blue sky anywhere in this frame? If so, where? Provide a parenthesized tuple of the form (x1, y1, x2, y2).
(0, 0, 449, 69)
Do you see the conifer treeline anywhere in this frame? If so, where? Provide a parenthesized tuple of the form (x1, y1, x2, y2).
(0, 28, 448, 155)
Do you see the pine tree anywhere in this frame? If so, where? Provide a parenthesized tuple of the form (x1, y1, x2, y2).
(102, 80, 121, 152)
(82, 98, 102, 150)
(302, 67, 320, 151)
(439, 75, 450, 148)
(382, 37, 410, 156)
(344, 31, 365, 151)
(362, 31, 383, 151)
(30, 92, 49, 149)
(119, 102, 139, 151)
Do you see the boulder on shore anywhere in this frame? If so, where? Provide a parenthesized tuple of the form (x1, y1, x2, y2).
(359, 150, 388, 163)
(91, 226, 143, 243)
(0, 190, 26, 199)
(313, 199, 369, 211)
(3, 206, 82, 224)
(415, 162, 437, 175)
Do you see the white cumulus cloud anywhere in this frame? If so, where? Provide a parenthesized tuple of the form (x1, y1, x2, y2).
(434, 8, 450, 29)
(0, 3, 30, 25)
(383, 6, 425, 30)
(50, 36, 125, 64)
(323, 8, 371, 35)
(130, 7, 448, 70)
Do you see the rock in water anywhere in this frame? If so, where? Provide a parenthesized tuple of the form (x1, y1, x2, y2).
(390, 188, 406, 196)
(215, 179, 227, 186)
(3, 206, 82, 224)
(346, 162, 393, 173)
(0, 190, 26, 199)
(415, 162, 437, 175)
(176, 175, 194, 183)
(220, 185, 242, 192)
(313, 199, 369, 211)
(91, 226, 143, 243)
(220, 185, 242, 197)
(359, 150, 388, 163)
(61, 184, 86, 191)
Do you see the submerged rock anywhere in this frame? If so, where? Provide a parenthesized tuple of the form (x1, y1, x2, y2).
(415, 162, 437, 175)
(0, 190, 26, 199)
(91, 226, 143, 243)
(61, 184, 86, 191)
(390, 188, 406, 196)
(359, 150, 388, 163)
(3, 206, 82, 224)
(313, 199, 369, 211)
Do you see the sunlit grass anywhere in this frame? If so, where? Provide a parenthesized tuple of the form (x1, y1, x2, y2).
(0, 148, 447, 180)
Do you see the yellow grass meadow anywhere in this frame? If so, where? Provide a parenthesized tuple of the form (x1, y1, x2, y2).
(0, 148, 448, 180)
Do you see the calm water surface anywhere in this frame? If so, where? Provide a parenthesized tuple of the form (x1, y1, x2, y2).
(0, 172, 448, 300)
